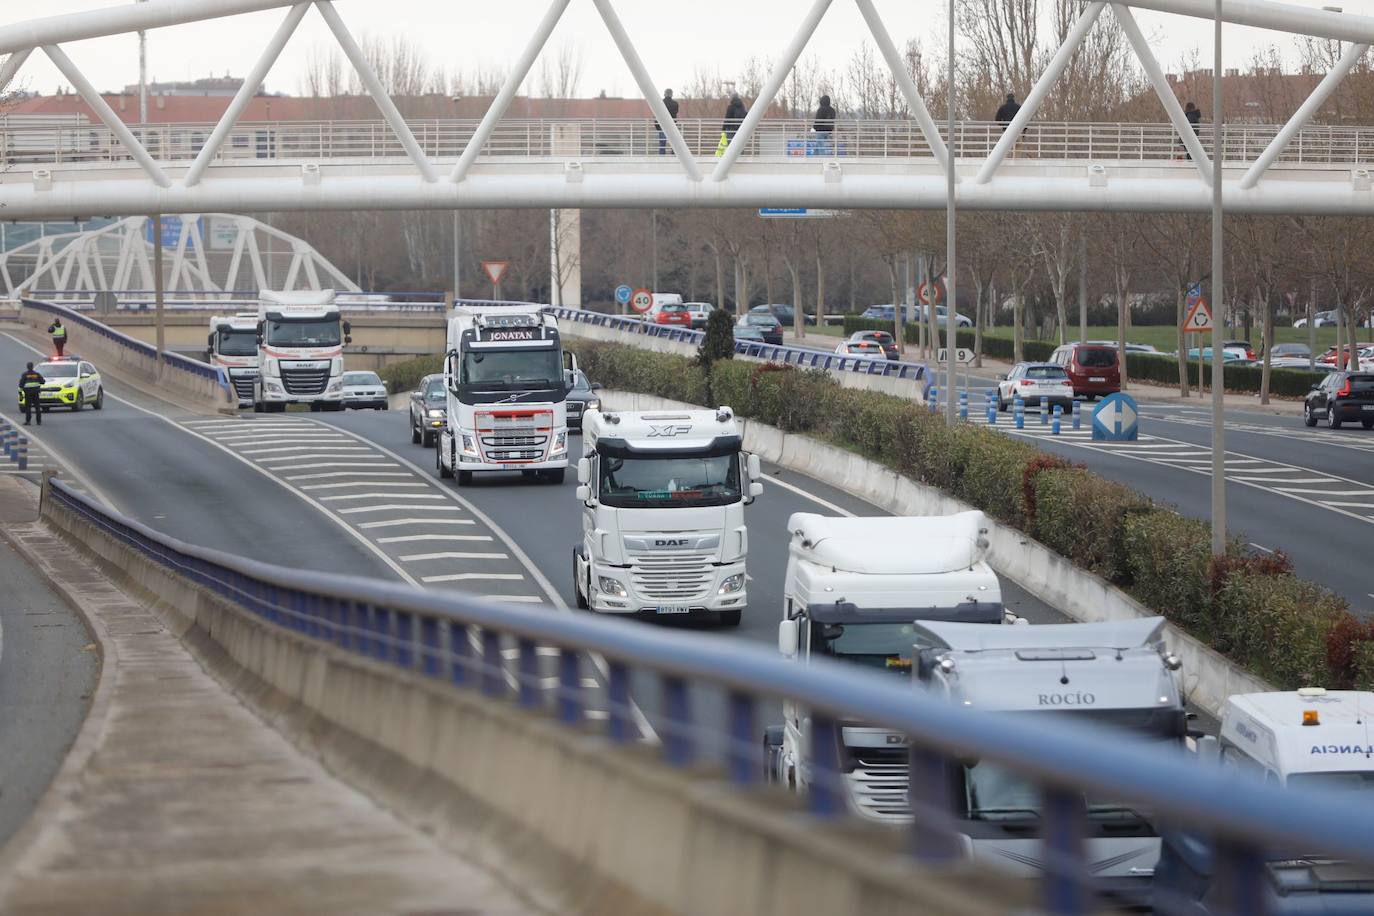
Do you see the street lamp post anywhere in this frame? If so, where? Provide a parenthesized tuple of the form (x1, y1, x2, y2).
(944, 0, 957, 426)
(1210, 0, 1227, 555)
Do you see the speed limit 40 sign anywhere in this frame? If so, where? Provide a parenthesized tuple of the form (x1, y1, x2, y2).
(630, 288, 654, 314)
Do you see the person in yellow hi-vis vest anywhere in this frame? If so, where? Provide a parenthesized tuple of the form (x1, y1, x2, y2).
(48, 318, 67, 357)
(718, 92, 747, 157)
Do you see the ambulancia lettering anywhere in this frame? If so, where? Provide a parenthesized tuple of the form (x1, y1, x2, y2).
(647, 424, 692, 438)
(1310, 744, 1374, 755)
(1038, 692, 1097, 707)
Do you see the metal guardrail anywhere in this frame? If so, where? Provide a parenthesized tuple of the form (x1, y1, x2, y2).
(42, 476, 1374, 913)
(549, 306, 930, 389)
(4, 117, 1372, 168)
(20, 298, 231, 391)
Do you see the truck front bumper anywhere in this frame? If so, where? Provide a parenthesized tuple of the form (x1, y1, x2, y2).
(587, 561, 747, 618)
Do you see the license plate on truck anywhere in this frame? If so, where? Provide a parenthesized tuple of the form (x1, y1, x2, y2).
(655, 605, 690, 615)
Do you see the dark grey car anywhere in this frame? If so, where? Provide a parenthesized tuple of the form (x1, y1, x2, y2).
(409, 373, 447, 447)
(564, 369, 602, 430)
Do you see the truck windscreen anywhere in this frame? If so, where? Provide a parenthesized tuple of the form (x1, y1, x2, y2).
(958, 708, 1183, 826)
(217, 329, 257, 356)
(812, 622, 917, 675)
(265, 318, 340, 347)
(461, 348, 563, 390)
(598, 453, 741, 508)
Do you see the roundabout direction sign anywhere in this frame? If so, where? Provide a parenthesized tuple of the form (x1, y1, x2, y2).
(615, 284, 633, 306)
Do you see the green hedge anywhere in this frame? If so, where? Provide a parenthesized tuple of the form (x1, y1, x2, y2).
(379, 355, 442, 393)
(573, 338, 1357, 689)
(1127, 353, 1325, 397)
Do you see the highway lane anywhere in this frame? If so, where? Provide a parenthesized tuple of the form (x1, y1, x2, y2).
(1003, 417, 1373, 613)
(315, 407, 1075, 757)
(0, 333, 400, 581)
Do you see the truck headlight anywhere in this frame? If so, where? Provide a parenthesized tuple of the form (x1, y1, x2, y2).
(326, 377, 343, 392)
(718, 573, 745, 595)
(460, 434, 479, 456)
(597, 576, 627, 597)
(265, 380, 283, 393)
(427, 408, 444, 418)
(550, 431, 567, 457)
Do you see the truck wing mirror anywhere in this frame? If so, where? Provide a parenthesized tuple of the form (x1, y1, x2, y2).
(342, 320, 352, 334)
(778, 619, 799, 657)
(748, 481, 764, 499)
(576, 457, 591, 485)
(344, 335, 353, 345)
(746, 453, 761, 478)
(575, 484, 592, 502)
(207, 333, 215, 348)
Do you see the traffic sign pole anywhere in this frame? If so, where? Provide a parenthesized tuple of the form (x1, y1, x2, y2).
(1210, 0, 1226, 557)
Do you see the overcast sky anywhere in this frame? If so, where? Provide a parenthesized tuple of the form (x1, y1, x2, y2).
(16, 0, 1374, 102)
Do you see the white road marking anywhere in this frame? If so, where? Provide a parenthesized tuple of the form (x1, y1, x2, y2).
(376, 534, 492, 544)
(481, 595, 543, 603)
(1248, 543, 1274, 554)
(1325, 501, 1374, 509)
(1235, 477, 1336, 485)
(319, 492, 447, 502)
(399, 551, 509, 562)
(422, 572, 525, 583)
(286, 472, 413, 481)
(357, 518, 475, 529)
(241, 445, 373, 455)
(337, 504, 465, 515)
(1273, 487, 1374, 496)
(264, 461, 399, 471)
(761, 473, 854, 517)
(300, 481, 428, 491)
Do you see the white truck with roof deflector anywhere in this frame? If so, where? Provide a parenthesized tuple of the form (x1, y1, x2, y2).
(253, 289, 351, 412)
(915, 617, 1185, 910)
(1155, 687, 1374, 915)
(207, 312, 259, 407)
(572, 406, 763, 626)
(767, 511, 1005, 816)
(436, 302, 573, 485)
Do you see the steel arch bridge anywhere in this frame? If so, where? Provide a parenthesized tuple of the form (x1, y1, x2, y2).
(2, 0, 1374, 217)
(0, 213, 360, 299)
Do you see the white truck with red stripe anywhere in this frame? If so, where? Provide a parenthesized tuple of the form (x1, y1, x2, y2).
(207, 312, 260, 407)
(252, 290, 352, 413)
(436, 302, 572, 485)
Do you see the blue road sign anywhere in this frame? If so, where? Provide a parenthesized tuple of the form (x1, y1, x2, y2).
(758, 208, 809, 217)
(1092, 392, 1139, 441)
(144, 215, 203, 250)
(614, 284, 633, 305)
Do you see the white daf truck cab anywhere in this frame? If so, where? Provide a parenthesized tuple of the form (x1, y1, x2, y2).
(767, 511, 1005, 813)
(916, 617, 1186, 910)
(253, 289, 351, 412)
(207, 312, 259, 407)
(1155, 688, 1374, 915)
(571, 406, 763, 627)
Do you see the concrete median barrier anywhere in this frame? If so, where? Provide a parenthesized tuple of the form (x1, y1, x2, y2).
(36, 481, 1026, 916)
(19, 298, 232, 412)
(602, 389, 1272, 718)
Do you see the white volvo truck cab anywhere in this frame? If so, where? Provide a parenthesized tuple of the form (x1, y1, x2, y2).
(253, 289, 351, 412)
(571, 406, 762, 627)
(437, 303, 572, 485)
(1155, 688, 1374, 915)
(916, 617, 1186, 910)
(768, 511, 1005, 814)
(207, 312, 260, 407)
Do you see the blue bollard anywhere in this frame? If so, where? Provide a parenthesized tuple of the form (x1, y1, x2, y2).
(958, 390, 968, 421)
(1052, 404, 1063, 436)
(1040, 396, 1049, 424)
(1072, 400, 1082, 430)
(1, 425, 13, 460)
(1014, 397, 1025, 429)
(928, 386, 939, 413)
(16, 435, 27, 471)
(987, 402, 997, 425)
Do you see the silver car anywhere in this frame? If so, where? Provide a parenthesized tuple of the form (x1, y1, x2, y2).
(341, 370, 388, 410)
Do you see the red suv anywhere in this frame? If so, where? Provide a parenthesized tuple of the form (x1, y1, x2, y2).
(1049, 343, 1120, 399)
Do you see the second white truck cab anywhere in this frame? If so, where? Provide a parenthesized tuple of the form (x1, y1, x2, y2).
(1155, 688, 1374, 914)
(572, 406, 762, 626)
(916, 617, 1185, 909)
(207, 312, 260, 407)
(768, 511, 1005, 816)
(254, 289, 351, 412)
